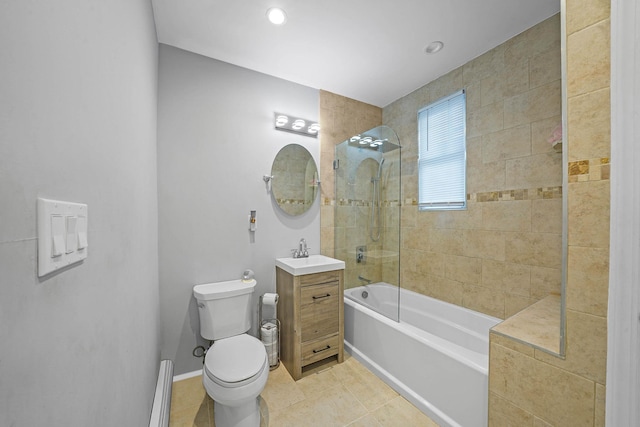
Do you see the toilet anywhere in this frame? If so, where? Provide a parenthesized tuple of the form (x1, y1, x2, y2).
(193, 278, 268, 427)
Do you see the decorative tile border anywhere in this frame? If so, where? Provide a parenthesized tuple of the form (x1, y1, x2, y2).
(568, 158, 610, 183)
(275, 198, 311, 206)
(471, 186, 563, 203)
(322, 187, 563, 207)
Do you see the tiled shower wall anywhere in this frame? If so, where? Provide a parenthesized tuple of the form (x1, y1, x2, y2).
(319, 91, 382, 258)
(383, 15, 563, 319)
(488, 1, 610, 425)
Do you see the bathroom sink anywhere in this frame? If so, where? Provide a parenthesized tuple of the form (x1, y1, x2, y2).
(275, 254, 345, 276)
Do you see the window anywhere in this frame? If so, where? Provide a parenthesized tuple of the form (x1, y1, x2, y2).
(417, 90, 466, 210)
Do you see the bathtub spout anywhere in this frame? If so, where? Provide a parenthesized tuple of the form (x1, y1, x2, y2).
(358, 275, 372, 284)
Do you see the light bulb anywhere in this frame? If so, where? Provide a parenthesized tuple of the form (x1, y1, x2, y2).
(267, 8, 287, 25)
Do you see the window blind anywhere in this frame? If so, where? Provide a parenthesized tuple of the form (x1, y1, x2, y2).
(418, 90, 466, 210)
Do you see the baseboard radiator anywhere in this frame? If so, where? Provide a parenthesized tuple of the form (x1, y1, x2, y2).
(149, 359, 174, 427)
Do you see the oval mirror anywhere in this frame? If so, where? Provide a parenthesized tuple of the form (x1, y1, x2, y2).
(271, 144, 319, 215)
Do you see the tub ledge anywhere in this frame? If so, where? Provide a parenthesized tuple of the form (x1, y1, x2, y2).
(490, 294, 562, 355)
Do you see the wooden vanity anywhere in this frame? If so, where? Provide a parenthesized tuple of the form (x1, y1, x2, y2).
(275, 258, 344, 380)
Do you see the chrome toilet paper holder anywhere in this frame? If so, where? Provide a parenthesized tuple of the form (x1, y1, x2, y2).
(259, 293, 280, 370)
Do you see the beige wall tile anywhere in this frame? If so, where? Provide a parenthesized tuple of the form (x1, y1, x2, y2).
(490, 331, 535, 356)
(522, 13, 562, 60)
(503, 56, 530, 98)
(490, 343, 595, 426)
(595, 383, 606, 427)
(530, 266, 562, 299)
(482, 259, 531, 297)
(505, 294, 535, 318)
(566, 0, 611, 35)
(433, 202, 483, 230)
(428, 228, 463, 255)
(531, 198, 562, 234)
(428, 274, 464, 305)
(504, 80, 562, 129)
(505, 232, 562, 269)
(566, 245, 609, 316)
(480, 74, 505, 107)
(467, 100, 504, 138)
(400, 206, 416, 228)
(482, 200, 532, 232)
(467, 159, 507, 194)
(567, 19, 611, 97)
(463, 284, 505, 318)
(531, 115, 562, 154)
(489, 391, 534, 426)
(505, 152, 563, 189)
(567, 88, 611, 161)
(482, 124, 531, 163)
(533, 417, 554, 427)
(462, 229, 507, 261)
(463, 44, 505, 84)
(535, 310, 607, 385)
(529, 49, 561, 89)
(428, 68, 464, 103)
(445, 254, 482, 284)
(415, 251, 445, 277)
(567, 180, 610, 248)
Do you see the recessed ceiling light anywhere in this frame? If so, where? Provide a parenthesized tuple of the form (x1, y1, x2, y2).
(267, 7, 287, 25)
(425, 41, 444, 54)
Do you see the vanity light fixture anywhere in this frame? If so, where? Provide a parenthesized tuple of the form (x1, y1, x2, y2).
(273, 112, 320, 138)
(275, 115, 288, 127)
(266, 7, 287, 25)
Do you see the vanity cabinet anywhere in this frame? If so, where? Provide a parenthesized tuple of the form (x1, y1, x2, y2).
(276, 267, 344, 380)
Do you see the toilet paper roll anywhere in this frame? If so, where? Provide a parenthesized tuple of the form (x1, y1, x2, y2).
(261, 322, 277, 343)
(265, 343, 277, 366)
(262, 293, 279, 306)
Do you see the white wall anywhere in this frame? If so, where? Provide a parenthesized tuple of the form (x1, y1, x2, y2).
(157, 45, 320, 375)
(0, 1, 160, 426)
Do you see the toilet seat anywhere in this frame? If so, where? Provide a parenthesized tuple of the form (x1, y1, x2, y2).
(204, 334, 267, 388)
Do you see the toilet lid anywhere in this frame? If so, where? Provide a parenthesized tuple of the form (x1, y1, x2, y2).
(204, 335, 267, 386)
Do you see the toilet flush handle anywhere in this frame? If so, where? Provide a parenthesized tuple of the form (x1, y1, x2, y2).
(197, 302, 205, 309)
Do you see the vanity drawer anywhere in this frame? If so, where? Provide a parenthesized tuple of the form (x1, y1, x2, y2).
(301, 334, 340, 366)
(300, 282, 339, 341)
(300, 271, 340, 286)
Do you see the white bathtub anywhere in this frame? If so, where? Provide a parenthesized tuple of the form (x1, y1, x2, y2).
(344, 283, 500, 427)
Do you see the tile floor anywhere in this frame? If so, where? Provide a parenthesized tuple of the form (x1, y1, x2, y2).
(169, 353, 439, 427)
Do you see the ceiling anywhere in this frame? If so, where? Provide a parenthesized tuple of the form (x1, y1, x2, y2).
(151, 0, 560, 108)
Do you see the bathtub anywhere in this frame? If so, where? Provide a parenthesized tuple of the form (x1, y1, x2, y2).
(344, 283, 500, 427)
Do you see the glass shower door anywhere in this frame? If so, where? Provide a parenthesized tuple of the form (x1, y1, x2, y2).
(335, 125, 401, 322)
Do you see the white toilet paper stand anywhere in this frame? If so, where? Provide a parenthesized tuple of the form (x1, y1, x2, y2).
(259, 294, 280, 370)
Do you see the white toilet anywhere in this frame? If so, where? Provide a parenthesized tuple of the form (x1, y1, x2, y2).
(193, 278, 269, 427)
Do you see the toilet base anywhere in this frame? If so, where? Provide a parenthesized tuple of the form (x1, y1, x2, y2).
(214, 397, 260, 427)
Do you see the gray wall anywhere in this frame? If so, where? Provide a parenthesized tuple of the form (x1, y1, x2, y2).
(157, 45, 320, 375)
(0, 1, 160, 426)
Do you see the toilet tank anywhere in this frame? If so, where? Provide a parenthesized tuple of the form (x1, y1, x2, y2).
(193, 279, 256, 341)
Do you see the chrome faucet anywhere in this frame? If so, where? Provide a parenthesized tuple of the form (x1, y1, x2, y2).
(292, 238, 309, 258)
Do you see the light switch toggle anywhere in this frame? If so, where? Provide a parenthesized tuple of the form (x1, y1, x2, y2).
(77, 216, 88, 250)
(51, 215, 65, 258)
(65, 216, 78, 254)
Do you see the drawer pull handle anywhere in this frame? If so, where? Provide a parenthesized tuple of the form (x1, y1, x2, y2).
(312, 345, 331, 354)
(312, 293, 331, 300)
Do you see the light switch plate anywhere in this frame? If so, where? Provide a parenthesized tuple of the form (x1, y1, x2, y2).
(37, 198, 88, 277)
